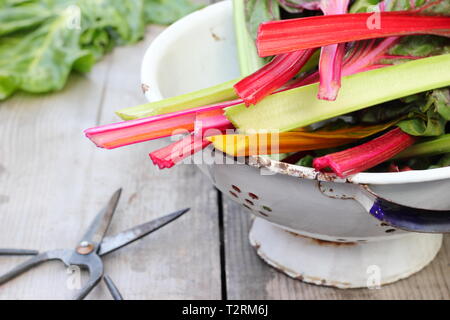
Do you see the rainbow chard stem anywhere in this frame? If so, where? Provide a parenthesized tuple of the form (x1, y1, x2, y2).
(84, 99, 240, 149)
(149, 134, 211, 169)
(234, 49, 316, 106)
(289, 37, 401, 88)
(256, 12, 450, 57)
(317, 0, 350, 101)
(149, 111, 233, 169)
(313, 128, 416, 177)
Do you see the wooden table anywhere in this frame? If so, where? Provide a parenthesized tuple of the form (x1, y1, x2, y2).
(0, 1, 449, 300)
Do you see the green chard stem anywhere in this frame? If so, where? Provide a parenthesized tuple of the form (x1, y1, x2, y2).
(225, 54, 450, 133)
(394, 134, 450, 159)
(116, 78, 239, 120)
(233, 0, 266, 76)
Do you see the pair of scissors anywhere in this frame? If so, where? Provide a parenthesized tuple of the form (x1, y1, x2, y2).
(0, 189, 189, 300)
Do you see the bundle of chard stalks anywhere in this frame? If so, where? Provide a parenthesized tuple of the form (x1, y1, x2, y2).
(85, 0, 450, 178)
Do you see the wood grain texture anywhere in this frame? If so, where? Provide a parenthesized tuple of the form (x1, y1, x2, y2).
(0, 25, 221, 300)
(223, 198, 450, 300)
(1, 0, 449, 300)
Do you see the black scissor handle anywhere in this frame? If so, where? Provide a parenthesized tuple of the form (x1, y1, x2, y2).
(0, 252, 55, 285)
(0, 249, 38, 256)
(0, 248, 105, 300)
(69, 253, 104, 300)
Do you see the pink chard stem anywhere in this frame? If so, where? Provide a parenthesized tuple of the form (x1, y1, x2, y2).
(287, 37, 401, 89)
(313, 128, 416, 177)
(149, 134, 211, 169)
(318, 0, 350, 101)
(149, 110, 233, 170)
(234, 49, 316, 106)
(84, 99, 240, 149)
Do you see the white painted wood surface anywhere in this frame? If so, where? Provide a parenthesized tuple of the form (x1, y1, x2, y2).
(0, 0, 449, 300)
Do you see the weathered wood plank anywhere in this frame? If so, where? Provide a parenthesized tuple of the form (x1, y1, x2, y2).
(224, 199, 450, 299)
(0, 24, 221, 299)
(0, 52, 112, 299)
(84, 26, 221, 300)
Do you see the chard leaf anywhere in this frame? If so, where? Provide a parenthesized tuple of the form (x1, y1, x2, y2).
(387, 0, 450, 15)
(276, 0, 320, 13)
(0, 1, 55, 36)
(397, 88, 450, 136)
(351, 0, 450, 14)
(430, 88, 450, 120)
(356, 102, 413, 124)
(244, 0, 280, 42)
(388, 35, 450, 57)
(234, 0, 280, 75)
(350, 0, 381, 13)
(436, 153, 450, 167)
(0, 0, 199, 100)
(398, 108, 447, 136)
(361, 87, 450, 137)
(295, 154, 314, 167)
(143, 0, 203, 25)
(0, 6, 93, 95)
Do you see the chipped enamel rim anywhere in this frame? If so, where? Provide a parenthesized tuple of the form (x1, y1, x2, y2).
(141, 0, 450, 186)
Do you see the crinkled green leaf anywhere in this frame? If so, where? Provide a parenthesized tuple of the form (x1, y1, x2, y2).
(351, 0, 450, 14)
(295, 154, 314, 167)
(0, 7, 92, 95)
(144, 0, 203, 25)
(430, 88, 450, 120)
(436, 153, 450, 167)
(350, 0, 382, 13)
(0, 1, 54, 36)
(78, 0, 146, 59)
(276, 0, 320, 13)
(234, 0, 280, 75)
(0, 0, 198, 100)
(358, 86, 450, 137)
(356, 101, 413, 124)
(388, 35, 450, 57)
(387, 0, 450, 15)
(396, 88, 450, 136)
(398, 108, 447, 136)
(244, 0, 280, 41)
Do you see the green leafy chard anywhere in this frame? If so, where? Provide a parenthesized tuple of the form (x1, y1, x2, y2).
(144, 0, 204, 25)
(397, 88, 450, 136)
(0, 0, 202, 100)
(276, 0, 320, 13)
(351, 0, 450, 14)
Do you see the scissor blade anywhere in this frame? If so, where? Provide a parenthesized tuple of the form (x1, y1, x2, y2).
(78, 189, 122, 247)
(98, 208, 189, 256)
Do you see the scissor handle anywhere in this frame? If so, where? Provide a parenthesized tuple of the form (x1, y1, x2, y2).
(0, 248, 105, 300)
(0, 249, 38, 256)
(104, 275, 124, 300)
(71, 254, 104, 300)
(0, 252, 51, 285)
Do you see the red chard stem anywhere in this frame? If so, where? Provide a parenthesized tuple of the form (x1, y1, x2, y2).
(257, 12, 450, 57)
(313, 128, 416, 178)
(233, 49, 316, 106)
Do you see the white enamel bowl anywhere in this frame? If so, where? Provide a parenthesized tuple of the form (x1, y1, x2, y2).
(140, 1, 450, 288)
